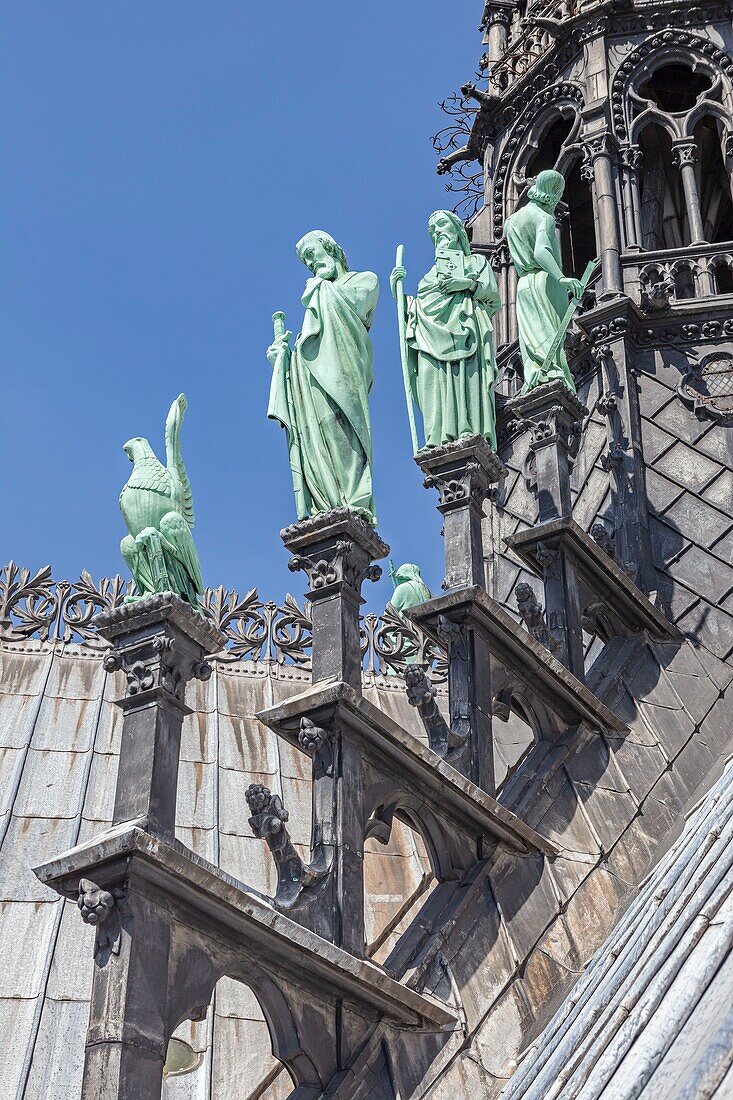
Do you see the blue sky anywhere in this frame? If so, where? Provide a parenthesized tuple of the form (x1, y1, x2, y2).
(0, 2, 483, 610)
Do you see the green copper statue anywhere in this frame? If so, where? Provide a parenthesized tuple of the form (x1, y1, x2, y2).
(267, 231, 379, 525)
(391, 210, 501, 451)
(388, 561, 432, 614)
(503, 170, 584, 394)
(119, 394, 203, 608)
(387, 562, 432, 665)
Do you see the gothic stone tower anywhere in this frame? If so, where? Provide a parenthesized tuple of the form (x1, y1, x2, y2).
(443, 0, 733, 602)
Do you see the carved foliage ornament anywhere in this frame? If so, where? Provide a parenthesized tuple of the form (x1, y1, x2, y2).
(678, 352, 733, 423)
(0, 563, 446, 682)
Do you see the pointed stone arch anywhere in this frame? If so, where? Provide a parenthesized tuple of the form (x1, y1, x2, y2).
(612, 32, 733, 141)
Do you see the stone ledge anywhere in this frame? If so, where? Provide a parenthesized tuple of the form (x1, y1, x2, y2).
(257, 680, 559, 858)
(280, 507, 389, 562)
(506, 517, 682, 642)
(407, 586, 629, 736)
(33, 821, 454, 1032)
(415, 434, 509, 484)
(94, 591, 226, 653)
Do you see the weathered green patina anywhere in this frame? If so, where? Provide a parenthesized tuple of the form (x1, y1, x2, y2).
(389, 561, 432, 614)
(503, 170, 583, 394)
(119, 394, 203, 607)
(391, 211, 501, 450)
(268, 231, 379, 525)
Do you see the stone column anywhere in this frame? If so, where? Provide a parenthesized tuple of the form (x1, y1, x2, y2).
(416, 435, 507, 591)
(96, 593, 224, 843)
(484, 4, 513, 65)
(506, 383, 588, 679)
(417, 436, 507, 794)
(283, 508, 388, 693)
(583, 133, 624, 298)
(672, 141, 705, 245)
(79, 880, 174, 1100)
(620, 144, 643, 250)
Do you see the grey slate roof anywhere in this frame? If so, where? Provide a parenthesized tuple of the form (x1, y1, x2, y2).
(0, 637, 444, 1099)
(501, 755, 733, 1100)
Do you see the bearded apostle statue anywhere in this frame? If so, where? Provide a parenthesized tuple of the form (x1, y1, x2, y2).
(503, 170, 584, 394)
(391, 210, 501, 451)
(267, 231, 379, 525)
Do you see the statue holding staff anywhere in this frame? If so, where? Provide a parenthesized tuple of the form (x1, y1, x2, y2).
(391, 210, 502, 451)
(503, 170, 584, 395)
(267, 231, 379, 525)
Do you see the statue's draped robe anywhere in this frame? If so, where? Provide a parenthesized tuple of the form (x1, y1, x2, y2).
(268, 271, 379, 522)
(405, 255, 501, 448)
(504, 204, 576, 394)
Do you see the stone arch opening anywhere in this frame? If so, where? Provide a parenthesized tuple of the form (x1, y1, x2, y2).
(493, 701, 536, 790)
(514, 109, 596, 276)
(710, 254, 733, 294)
(638, 123, 688, 248)
(364, 814, 435, 965)
(637, 63, 712, 114)
(693, 115, 733, 244)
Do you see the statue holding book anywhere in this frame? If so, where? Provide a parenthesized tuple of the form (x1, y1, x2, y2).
(267, 231, 379, 525)
(391, 210, 501, 452)
(503, 170, 590, 395)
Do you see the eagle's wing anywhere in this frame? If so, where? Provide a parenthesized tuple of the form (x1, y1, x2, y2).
(160, 511, 204, 601)
(128, 457, 168, 493)
(165, 394, 195, 528)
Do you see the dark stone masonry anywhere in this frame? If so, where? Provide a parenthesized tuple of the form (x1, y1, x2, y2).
(2, 0, 733, 1096)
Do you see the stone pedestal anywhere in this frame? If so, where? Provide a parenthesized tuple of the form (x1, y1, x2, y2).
(96, 593, 225, 843)
(414, 436, 507, 795)
(506, 383, 588, 679)
(506, 381, 587, 523)
(416, 435, 507, 591)
(283, 508, 389, 692)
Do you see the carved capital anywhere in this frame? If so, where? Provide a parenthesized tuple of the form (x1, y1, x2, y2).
(282, 508, 388, 603)
(416, 435, 507, 516)
(506, 382, 587, 461)
(672, 142, 698, 166)
(620, 144, 643, 171)
(581, 132, 616, 173)
(95, 593, 223, 708)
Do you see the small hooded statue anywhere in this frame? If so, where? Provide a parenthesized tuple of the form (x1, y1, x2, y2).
(388, 562, 432, 615)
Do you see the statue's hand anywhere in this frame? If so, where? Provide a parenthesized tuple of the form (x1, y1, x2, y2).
(266, 331, 292, 367)
(560, 277, 584, 300)
(437, 274, 474, 294)
(390, 265, 407, 300)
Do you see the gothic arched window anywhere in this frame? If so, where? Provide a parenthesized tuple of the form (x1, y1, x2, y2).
(637, 123, 687, 249)
(693, 115, 733, 244)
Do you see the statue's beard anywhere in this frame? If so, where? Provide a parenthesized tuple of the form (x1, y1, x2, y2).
(434, 231, 456, 250)
(311, 259, 338, 280)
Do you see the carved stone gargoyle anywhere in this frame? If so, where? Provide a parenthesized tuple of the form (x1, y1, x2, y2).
(404, 664, 468, 754)
(515, 582, 563, 656)
(78, 878, 128, 965)
(245, 781, 327, 908)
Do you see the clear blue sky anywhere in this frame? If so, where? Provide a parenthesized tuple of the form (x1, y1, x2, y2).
(0, 2, 483, 610)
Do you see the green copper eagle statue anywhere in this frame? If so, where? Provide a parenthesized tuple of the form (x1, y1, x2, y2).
(119, 393, 203, 608)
